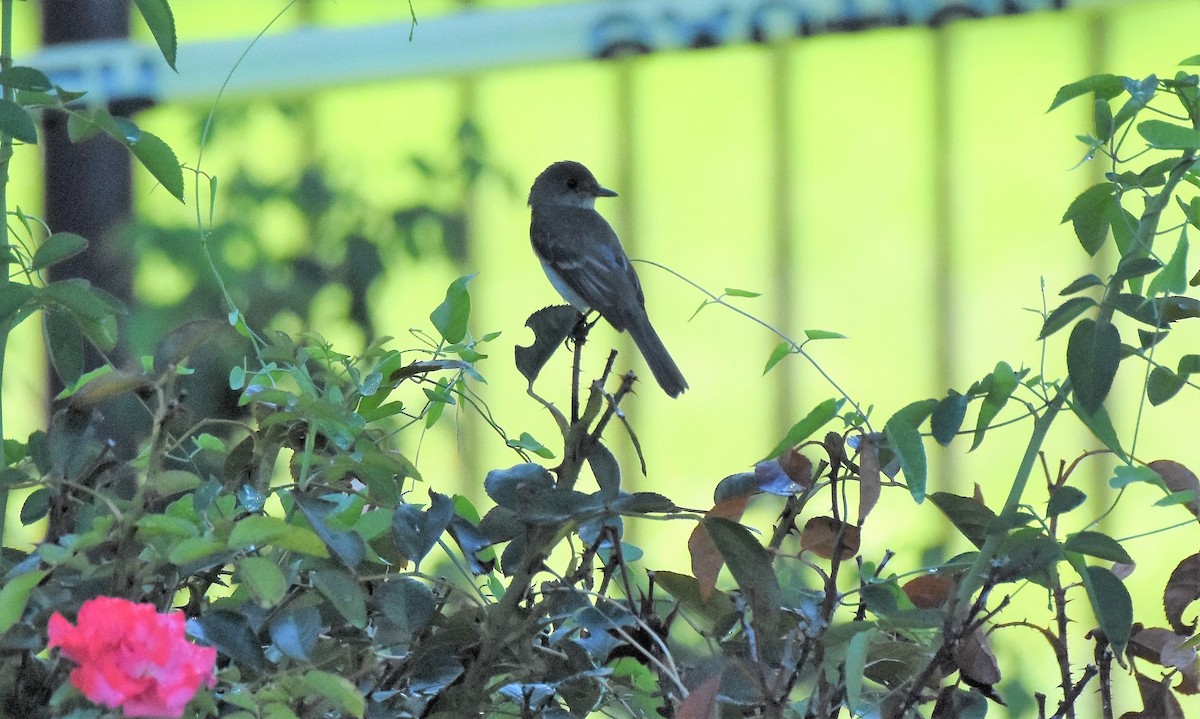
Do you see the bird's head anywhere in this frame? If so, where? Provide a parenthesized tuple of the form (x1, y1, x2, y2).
(528, 160, 618, 209)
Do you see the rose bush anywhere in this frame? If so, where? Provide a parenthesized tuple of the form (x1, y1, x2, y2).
(47, 596, 217, 718)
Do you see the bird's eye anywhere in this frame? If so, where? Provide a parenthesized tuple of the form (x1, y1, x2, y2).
(566, 178, 578, 190)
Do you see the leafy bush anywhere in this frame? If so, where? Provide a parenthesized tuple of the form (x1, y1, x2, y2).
(1, 5, 1199, 718)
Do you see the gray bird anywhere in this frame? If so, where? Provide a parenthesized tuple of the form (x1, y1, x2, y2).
(528, 160, 688, 397)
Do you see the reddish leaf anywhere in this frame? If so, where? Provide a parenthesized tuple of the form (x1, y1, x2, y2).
(1164, 553, 1200, 635)
(1148, 459, 1200, 517)
(800, 516, 860, 560)
(677, 672, 721, 719)
(689, 496, 749, 601)
(779, 448, 813, 488)
(857, 434, 881, 524)
(903, 573, 955, 609)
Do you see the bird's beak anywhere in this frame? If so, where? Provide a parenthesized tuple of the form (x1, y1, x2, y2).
(597, 186, 618, 198)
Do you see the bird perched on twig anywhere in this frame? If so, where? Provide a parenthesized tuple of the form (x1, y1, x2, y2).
(528, 160, 688, 398)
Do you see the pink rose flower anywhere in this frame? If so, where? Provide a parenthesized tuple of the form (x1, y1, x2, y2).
(47, 596, 217, 718)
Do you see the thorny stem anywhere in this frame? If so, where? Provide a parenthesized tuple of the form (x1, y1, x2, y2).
(1049, 664, 1098, 719)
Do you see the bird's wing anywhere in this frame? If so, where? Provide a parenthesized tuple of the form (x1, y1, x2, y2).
(531, 207, 646, 330)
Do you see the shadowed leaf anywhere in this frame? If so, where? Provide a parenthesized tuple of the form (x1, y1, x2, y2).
(514, 305, 578, 384)
(1164, 553, 1200, 635)
(1068, 318, 1120, 415)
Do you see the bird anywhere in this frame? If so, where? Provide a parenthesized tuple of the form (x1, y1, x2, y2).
(528, 160, 688, 398)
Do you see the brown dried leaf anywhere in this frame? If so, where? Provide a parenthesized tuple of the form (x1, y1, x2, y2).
(955, 629, 1001, 688)
(1164, 553, 1200, 635)
(1128, 627, 1197, 672)
(677, 672, 721, 719)
(857, 434, 881, 524)
(799, 516, 860, 560)
(1118, 671, 1186, 719)
(779, 448, 813, 488)
(1148, 459, 1200, 518)
(903, 573, 955, 609)
(689, 496, 750, 601)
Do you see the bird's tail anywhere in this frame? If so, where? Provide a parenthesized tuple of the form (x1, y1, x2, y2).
(626, 314, 688, 398)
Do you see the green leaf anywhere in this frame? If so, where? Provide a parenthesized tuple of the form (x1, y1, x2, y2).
(804, 328, 847, 340)
(1108, 464, 1164, 490)
(430, 274, 475, 344)
(1048, 74, 1124, 111)
(762, 340, 792, 375)
(930, 492, 998, 549)
(227, 515, 330, 558)
(1107, 202, 1138, 257)
(268, 605, 320, 661)
(237, 556, 287, 608)
(703, 517, 781, 641)
(40, 278, 124, 321)
(311, 569, 366, 628)
(0, 569, 47, 635)
(167, 536, 226, 565)
(930, 391, 967, 447)
(1078, 562, 1133, 655)
(296, 670, 365, 718)
(0, 98, 37, 144)
(1063, 531, 1133, 564)
(764, 397, 843, 459)
(1112, 255, 1162, 285)
(1061, 182, 1113, 256)
(1038, 297, 1094, 340)
(133, 0, 177, 70)
(30, 232, 88, 272)
(0, 66, 52, 91)
(971, 361, 1019, 451)
(885, 399, 937, 502)
(376, 577, 436, 640)
(1179, 354, 1200, 375)
(1046, 486, 1086, 517)
(1147, 366, 1186, 406)
(196, 611, 266, 672)
(1112, 75, 1157, 132)
(136, 513, 199, 539)
(1146, 232, 1188, 297)
(1093, 96, 1113, 142)
(293, 495, 364, 568)
(1060, 273, 1103, 295)
(1067, 318, 1120, 415)
(130, 129, 184, 201)
(391, 491, 453, 567)
(724, 287, 761, 298)
(844, 628, 872, 714)
(0, 282, 34, 322)
(1137, 119, 1200, 150)
(44, 310, 84, 387)
(1071, 402, 1125, 459)
(506, 431, 554, 459)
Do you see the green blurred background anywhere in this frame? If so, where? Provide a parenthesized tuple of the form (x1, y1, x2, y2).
(3, 0, 1199, 714)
